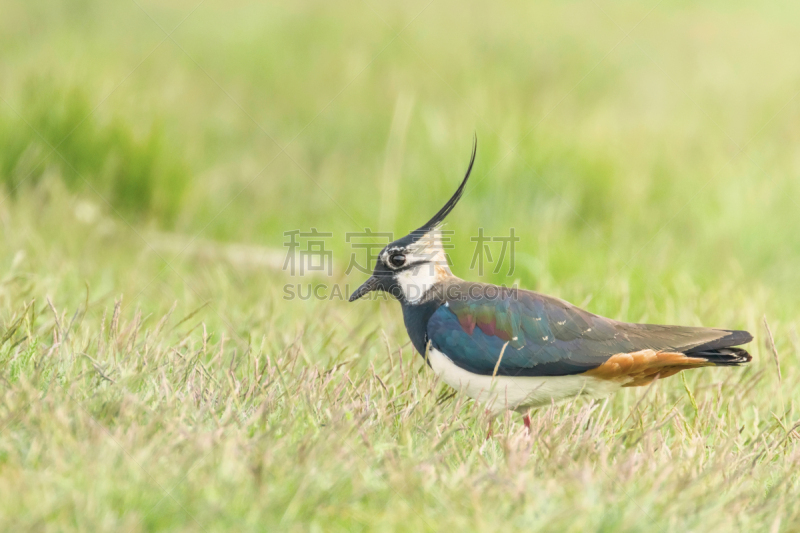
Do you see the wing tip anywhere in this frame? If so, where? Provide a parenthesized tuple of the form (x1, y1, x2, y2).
(686, 329, 753, 354)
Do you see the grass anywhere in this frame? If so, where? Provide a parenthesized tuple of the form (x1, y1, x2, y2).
(1, 0, 800, 530)
(0, 77, 190, 223)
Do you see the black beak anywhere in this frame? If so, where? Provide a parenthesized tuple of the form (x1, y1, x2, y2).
(349, 275, 380, 302)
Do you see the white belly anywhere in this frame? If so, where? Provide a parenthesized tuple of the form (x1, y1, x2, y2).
(427, 348, 621, 414)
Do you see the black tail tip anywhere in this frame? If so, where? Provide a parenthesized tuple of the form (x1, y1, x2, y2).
(691, 347, 752, 366)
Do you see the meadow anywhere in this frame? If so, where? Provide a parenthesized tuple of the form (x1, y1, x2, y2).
(1, 0, 800, 530)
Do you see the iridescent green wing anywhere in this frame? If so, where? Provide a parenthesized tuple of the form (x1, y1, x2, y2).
(427, 284, 750, 376)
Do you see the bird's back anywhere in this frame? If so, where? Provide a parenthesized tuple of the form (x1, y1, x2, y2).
(425, 280, 752, 379)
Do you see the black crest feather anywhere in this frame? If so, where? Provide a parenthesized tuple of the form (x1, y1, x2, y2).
(415, 135, 477, 233)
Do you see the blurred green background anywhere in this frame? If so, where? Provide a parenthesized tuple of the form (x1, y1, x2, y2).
(3, 0, 799, 308)
(2, 1, 800, 530)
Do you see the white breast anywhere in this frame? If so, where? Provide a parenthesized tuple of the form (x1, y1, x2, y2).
(427, 348, 621, 414)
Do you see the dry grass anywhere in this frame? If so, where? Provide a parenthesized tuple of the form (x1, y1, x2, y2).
(0, 195, 798, 532)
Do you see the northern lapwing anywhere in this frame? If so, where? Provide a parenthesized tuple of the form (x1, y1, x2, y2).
(349, 139, 752, 423)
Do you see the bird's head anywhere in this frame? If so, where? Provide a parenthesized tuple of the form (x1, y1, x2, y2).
(349, 138, 476, 304)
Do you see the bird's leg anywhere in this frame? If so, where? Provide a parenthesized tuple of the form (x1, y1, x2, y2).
(523, 411, 532, 435)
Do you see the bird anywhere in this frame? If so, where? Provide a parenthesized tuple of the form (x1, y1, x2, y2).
(349, 139, 752, 425)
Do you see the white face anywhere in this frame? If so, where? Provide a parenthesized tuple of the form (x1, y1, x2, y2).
(380, 229, 452, 304)
(394, 263, 442, 303)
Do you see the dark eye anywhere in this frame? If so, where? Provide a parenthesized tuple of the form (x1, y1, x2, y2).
(389, 253, 406, 268)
